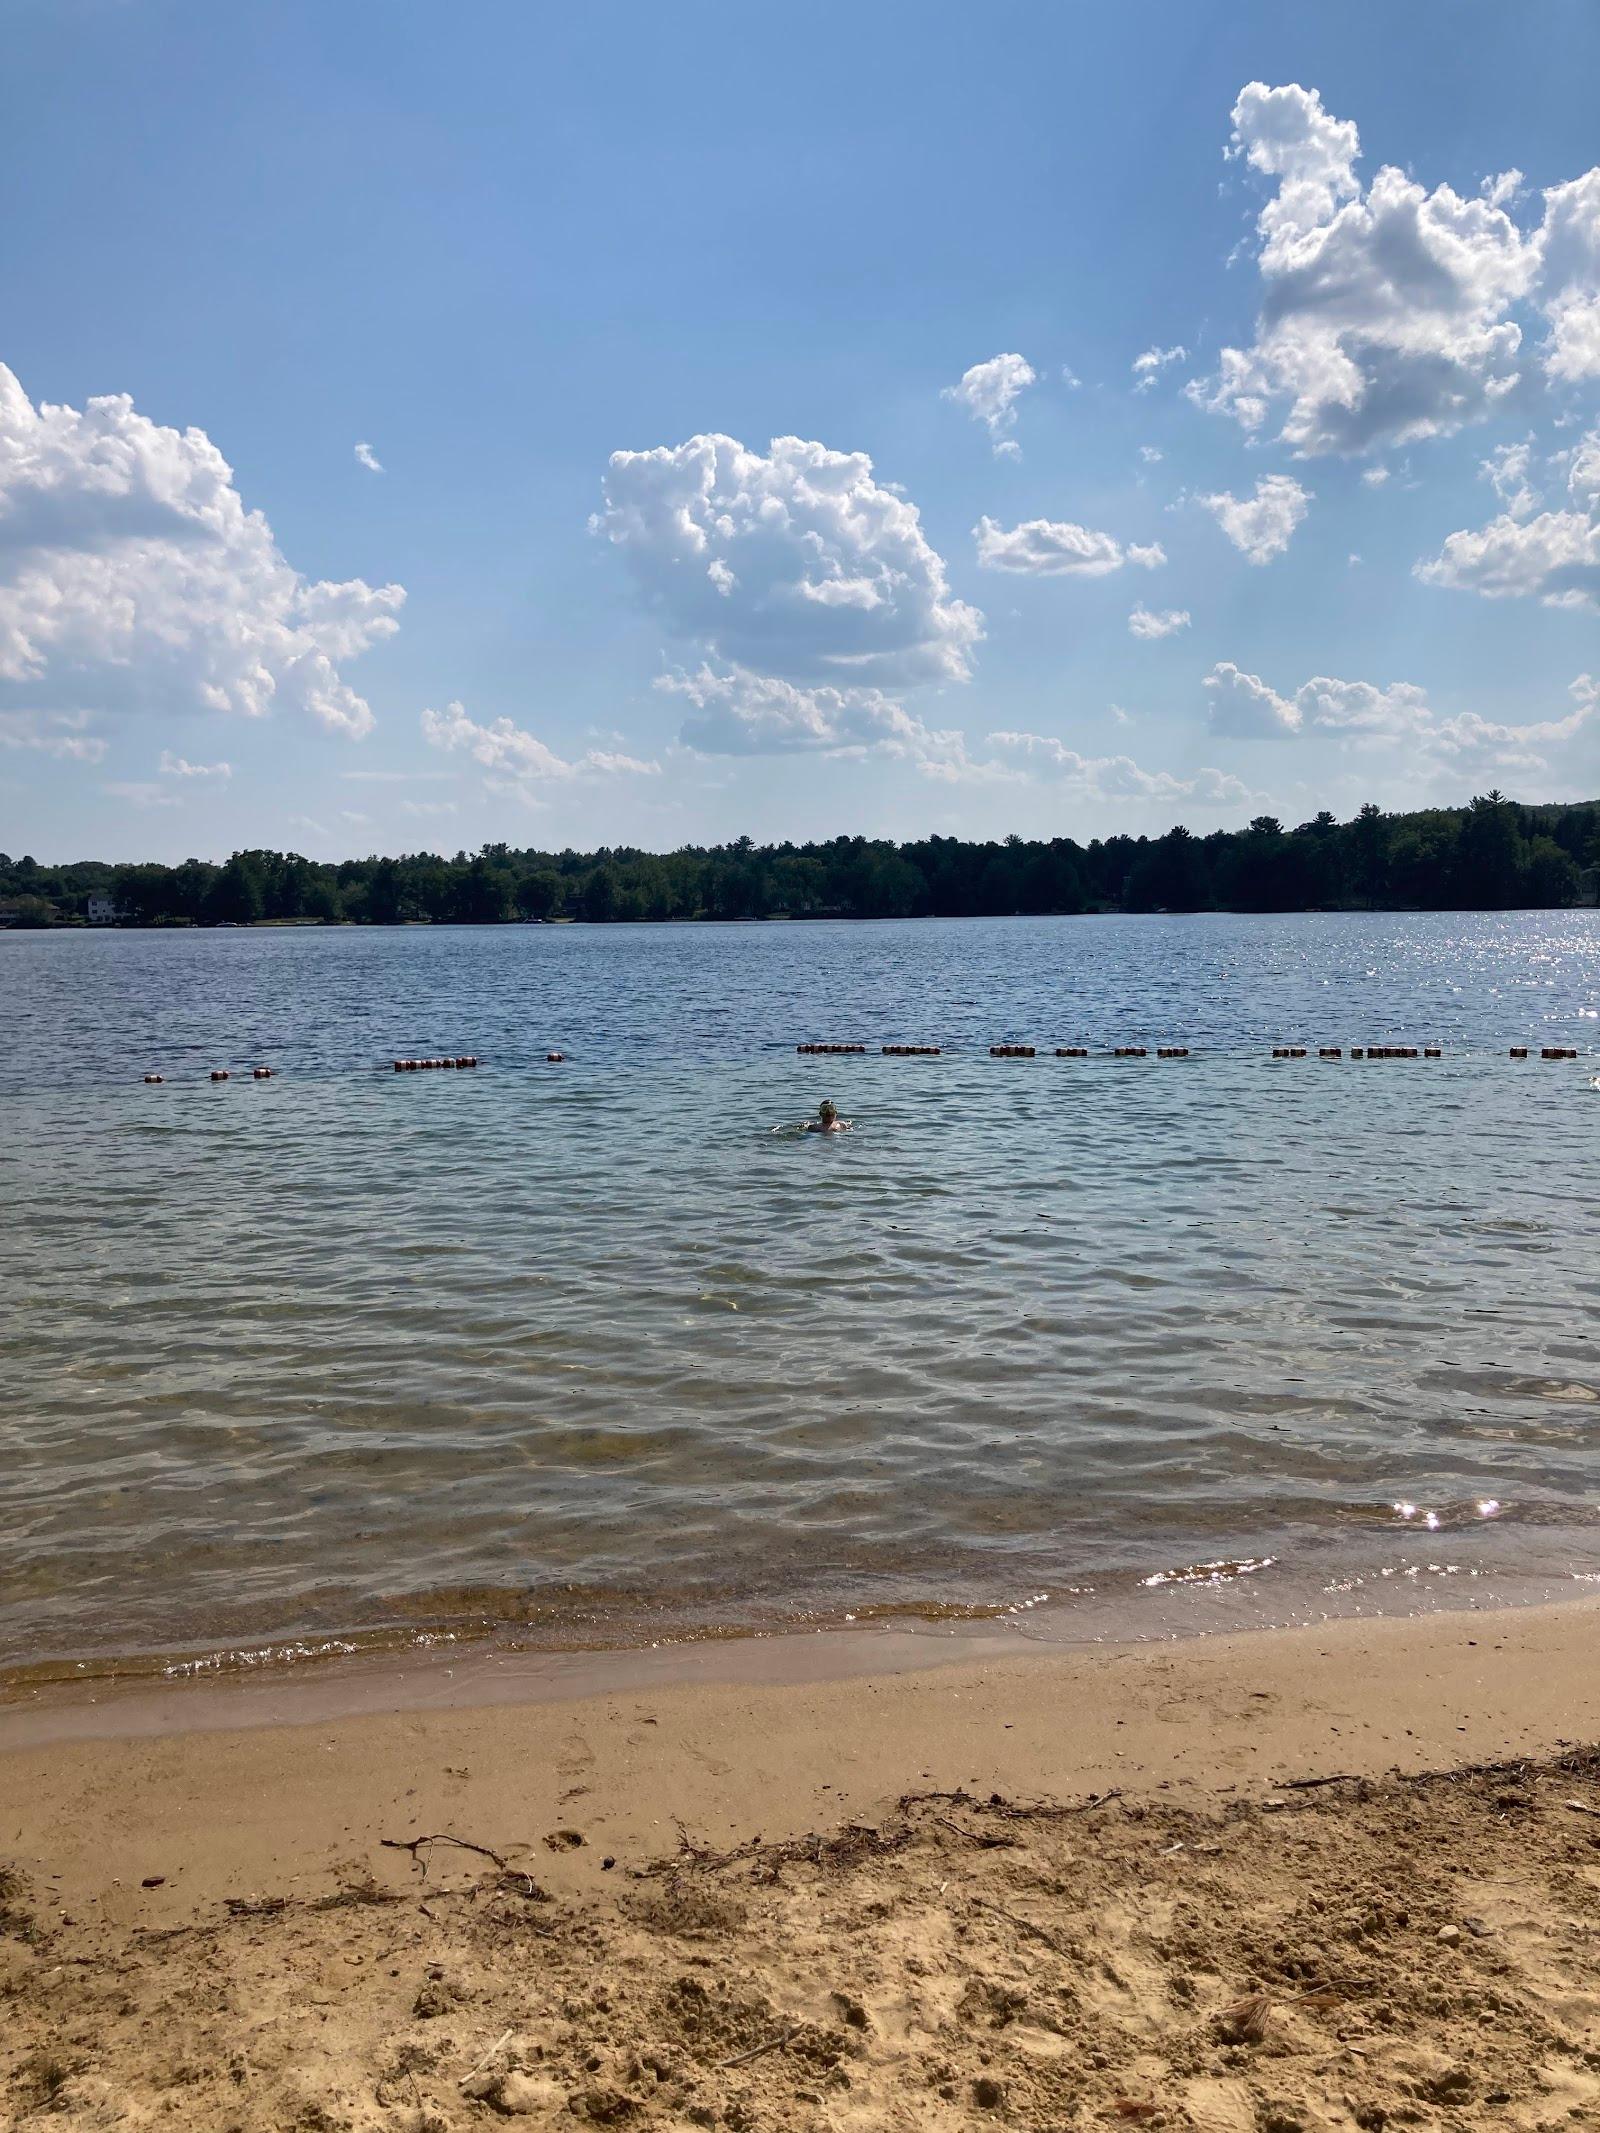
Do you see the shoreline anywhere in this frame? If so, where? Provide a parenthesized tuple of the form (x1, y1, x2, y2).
(4, 1555, 1593, 1750)
(4, 1594, 1597, 1914)
(4, 1599, 1599, 2127)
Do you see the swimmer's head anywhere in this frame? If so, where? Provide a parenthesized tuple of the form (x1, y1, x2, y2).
(818, 1099, 838, 1125)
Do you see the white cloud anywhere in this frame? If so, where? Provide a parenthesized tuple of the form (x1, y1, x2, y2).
(1482, 439, 1538, 517)
(0, 365, 403, 741)
(338, 809, 370, 826)
(1203, 659, 1598, 772)
(942, 353, 1037, 455)
(1360, 465, 1390, 487)
(975, 515, 1164, 576)
(353, 441, 384, 475)
(1418, 424, 1600, 610)
(421, 701, 659, 784)
(1197, 474, 1310, 563)
(1128, 604, 1191, 639)
(1539, 169, 1600, 382)
(400, 798, 459, 818)
(0, 708, 106, 762)
(1138, 444, 1164, 465)
(158, 749, 231, 779)
(1193, 82, 1600, 453)
(960, 730, 1251, 805)
(596, 433, 982, 692)
(653, 663, 959, 761)
(1132, 345, 1188, 392)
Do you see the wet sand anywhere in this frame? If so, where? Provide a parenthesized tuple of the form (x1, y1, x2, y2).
(3, 1600, 1600, 2129)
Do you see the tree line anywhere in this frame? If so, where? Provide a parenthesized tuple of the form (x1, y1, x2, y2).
(1, 793, 1593, 929)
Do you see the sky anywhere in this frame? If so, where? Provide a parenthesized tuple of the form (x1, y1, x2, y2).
(2, 0, 1598, 865)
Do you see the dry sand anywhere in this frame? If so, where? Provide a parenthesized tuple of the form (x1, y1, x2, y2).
(3, 1600, 1600, 2131)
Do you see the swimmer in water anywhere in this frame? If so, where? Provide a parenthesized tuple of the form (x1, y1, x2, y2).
(805, 1099, 848, 1134)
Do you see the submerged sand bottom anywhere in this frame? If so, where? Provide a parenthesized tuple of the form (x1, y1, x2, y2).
(2, 1601, 1600, 2130)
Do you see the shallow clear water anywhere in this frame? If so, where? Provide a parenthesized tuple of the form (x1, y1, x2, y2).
(3, 912, 1600, 1678)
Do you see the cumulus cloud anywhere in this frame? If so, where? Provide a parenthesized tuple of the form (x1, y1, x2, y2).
(1192, 82, 1600, 454)
(0, 708, 106, 761)
(948, 730, 1250, 806)
(353, 441, 384, 474)
(0, 366, 403, 749)
(1482, 440, 1539, 517)
(975, 515, 1165, 576)
(1128, 604, 1191, 639)
(1132, 345, 1188, 392)
(653, 664, 958, 760)
(158, 749, 231, 780)
(422, 701, 659, 785)
(942, 353, 1037, 455)
(596, 433, 981, 692)
(1204, 659, 1598, 771)
(1196, 474, 1311, 564)
(1418, 425, 1600, 610)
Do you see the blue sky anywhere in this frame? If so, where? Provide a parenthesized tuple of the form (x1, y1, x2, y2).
(2, 0, 1598, 862)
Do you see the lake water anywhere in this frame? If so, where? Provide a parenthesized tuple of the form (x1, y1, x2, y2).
(4, 912, 1600, 1683)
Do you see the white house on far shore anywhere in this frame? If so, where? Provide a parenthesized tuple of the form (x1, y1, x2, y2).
(86, 895, 124, 926)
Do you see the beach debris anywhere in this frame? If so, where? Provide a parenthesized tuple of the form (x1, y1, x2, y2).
(1214, 1992, 1271, 2045)
(934, 1814, 1017, 1849)
(1563, 1797, 1600, 1818)
(381, 1831, 511, 1876)
(140, 1875, 165, 1889)
(718, 2024, 804, 2069)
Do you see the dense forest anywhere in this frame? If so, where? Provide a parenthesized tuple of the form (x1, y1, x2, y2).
(2, 792, 1594, 929)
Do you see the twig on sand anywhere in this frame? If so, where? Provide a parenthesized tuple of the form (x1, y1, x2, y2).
(380, 1833, 510, 1878)
(460, 2029, 513, 2083)
(719, 2025, 803, 2070)
(1281, 1774, 1362, 1792)
(934, 1815, 1017, 1850)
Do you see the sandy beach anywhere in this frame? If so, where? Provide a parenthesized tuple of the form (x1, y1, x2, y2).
(4, 1599, 1600, 2129)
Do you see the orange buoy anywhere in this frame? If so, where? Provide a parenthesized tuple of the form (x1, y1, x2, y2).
(142, 1073, 163, 1084)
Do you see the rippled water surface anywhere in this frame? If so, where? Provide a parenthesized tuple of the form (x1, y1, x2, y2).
(4, 913, 1600, 1677)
